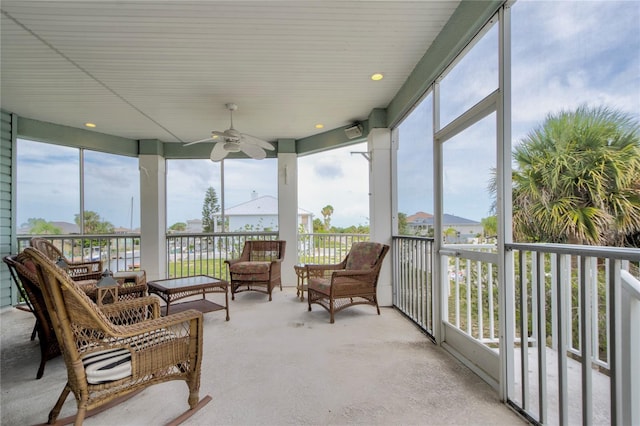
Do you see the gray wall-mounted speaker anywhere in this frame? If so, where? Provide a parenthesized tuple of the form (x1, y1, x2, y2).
(344, 123, 363, 139)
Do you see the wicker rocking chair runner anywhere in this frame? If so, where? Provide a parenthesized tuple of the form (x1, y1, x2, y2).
(23, 247, 209, 426)
(307, 242, 390, 323)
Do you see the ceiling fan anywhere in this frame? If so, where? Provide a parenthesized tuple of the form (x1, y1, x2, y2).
(184, 103, 274, 161)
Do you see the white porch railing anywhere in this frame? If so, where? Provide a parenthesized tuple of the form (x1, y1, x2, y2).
(165, 232, 278, 279)
(391, 236, 640, 425)
(392, 236, 436, 339)
(17, 234, 141, 273)
(296, 233, 370, 265)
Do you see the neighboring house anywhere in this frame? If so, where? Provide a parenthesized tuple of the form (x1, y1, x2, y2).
(113, 227, 133, 234)
(186, 219, 203, 233)
(17, 221, 80, 234)
(406, 211, 433, 235)
(407, 212, 482, 243)
(221, 194, 313, 233)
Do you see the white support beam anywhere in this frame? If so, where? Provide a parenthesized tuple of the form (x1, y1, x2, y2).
(368, 128, 393, 306)
(139, 154, 166, 281)
(278, 153, 298, 287)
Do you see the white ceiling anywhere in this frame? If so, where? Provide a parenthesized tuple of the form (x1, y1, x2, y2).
(1, 1, 460, 146)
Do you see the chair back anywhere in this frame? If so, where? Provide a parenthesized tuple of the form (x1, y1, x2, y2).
(243, 240, 286, 262)
(29, 237, 64, 262)
(3, 253, 60, 350)
(23, 247, 123, 382)
(344, 242, 387, 271)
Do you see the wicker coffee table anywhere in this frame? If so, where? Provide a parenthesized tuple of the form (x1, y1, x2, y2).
(147, 275, 229, 320)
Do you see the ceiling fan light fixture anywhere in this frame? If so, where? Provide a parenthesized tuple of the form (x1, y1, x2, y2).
(185, 102, 272, 161)
(224, 141, 241, 152)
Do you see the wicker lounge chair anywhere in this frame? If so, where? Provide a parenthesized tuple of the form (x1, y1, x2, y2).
(3, 253, 61, 379)
(30, 237, 148, 303)
(23, 247, 209, 426)
(307, 241, 389, 323)
(225, 240, 286, 301)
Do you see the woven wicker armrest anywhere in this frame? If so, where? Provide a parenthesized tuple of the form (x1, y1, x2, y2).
(306, 263, 347, 280)
(224, 258, 242, 267)
(99, 296, 161, 324)
(113, 308, 203, 340)
(331, 269, 375, 278)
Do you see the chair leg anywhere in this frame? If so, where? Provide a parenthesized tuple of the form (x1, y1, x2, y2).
(329, 298, 335, 324)
(48, 384, 71, 424)
(36, 357, 46, 379)
(30, 321, 38, 341)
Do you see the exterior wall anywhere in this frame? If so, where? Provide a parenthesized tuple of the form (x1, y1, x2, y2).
(228, 215, 278, 232)
(0, 111, 17, 307)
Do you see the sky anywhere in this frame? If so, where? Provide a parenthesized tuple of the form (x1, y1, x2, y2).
(15, 0, 640, 230)
(396, 0, 640, 222)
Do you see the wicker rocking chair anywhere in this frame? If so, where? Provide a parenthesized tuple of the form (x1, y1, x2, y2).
(3, 253, 61, 379)
(307, 242, 389, 323)
(225, 240, 286, 301)
(23, 247, 210, 426)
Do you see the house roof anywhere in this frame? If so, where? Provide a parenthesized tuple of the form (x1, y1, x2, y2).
(225, 195, 312, 217)
(407, 212, 480, 226)
(406, 211, 433, 223)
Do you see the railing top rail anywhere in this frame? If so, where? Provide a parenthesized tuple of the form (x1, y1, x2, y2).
(393, 236, 435, 242)
(166, 232, 278, 238)
(300, 233, 370, 237)
(507, 242, 640, 261)
(18, 233, 141, 239)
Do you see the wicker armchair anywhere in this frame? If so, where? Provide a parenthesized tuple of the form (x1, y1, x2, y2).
(307, 242, 389, 323)
(225, 240, 286, 301)
(30, 237, 103, 281)
(3, 253, 61, 379)
(23, 247, 209, 425)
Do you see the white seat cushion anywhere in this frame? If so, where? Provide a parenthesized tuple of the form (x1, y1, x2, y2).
(82, 348, 132, 384)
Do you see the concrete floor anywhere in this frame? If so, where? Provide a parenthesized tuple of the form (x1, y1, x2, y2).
(1, 287, 526, 425)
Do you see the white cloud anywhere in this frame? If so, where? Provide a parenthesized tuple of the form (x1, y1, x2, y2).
(298, 143, 369, 228)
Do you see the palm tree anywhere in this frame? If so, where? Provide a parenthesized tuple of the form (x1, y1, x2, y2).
(512, 105, 640, 246)
(321, 204, 334, 231)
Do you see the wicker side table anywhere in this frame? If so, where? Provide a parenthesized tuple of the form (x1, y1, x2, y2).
(294, 264, 307, 301)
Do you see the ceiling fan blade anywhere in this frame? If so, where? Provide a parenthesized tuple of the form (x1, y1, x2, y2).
(238, 142, 266, 160)
(183, 136, 215, 146)
(241, 134, 275, 150)
(210, 142, 229, 162)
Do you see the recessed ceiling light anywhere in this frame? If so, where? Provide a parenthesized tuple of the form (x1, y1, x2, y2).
(85, 122, 96, 128)
(315, 124, 324, 129)
(371, 73, 384, 81)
